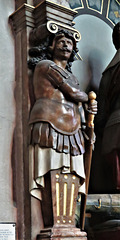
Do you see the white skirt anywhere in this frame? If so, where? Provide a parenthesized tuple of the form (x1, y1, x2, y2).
(29, 145, 86, 200)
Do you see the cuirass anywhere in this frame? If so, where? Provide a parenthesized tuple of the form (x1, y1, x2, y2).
(29, 60, 81, 135)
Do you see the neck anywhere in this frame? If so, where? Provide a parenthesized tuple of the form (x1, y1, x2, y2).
(53, 58, 67, 69)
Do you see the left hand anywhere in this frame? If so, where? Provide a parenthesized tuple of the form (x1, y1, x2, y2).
(87, 100, 97, 115)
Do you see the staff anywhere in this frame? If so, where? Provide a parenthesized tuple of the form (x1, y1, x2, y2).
(80, 91, 96, 230)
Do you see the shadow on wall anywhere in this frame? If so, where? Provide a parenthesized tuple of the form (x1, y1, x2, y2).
(72, 14, 117, 193)
(86, 48, 104, 93)
(72, 14, 115, 92)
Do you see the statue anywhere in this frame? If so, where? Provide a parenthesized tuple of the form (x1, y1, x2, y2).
(28, 30, 97, 238)
(96, 22, 120, 191)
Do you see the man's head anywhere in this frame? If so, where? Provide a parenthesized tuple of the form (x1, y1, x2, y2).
(48, 30, 78, 62)
(52, 35, 73, 61)
(28, 30, 78, 72)
(112, 22, 120, 50)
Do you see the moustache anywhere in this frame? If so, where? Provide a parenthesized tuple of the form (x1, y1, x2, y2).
(57, 47, 72, 53)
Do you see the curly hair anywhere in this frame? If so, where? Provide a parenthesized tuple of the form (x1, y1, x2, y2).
(28, 29, 78, 73)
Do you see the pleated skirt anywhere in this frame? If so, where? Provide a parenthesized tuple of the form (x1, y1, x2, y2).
(29, 122, 85, 156)
(29, 122, 86, 200)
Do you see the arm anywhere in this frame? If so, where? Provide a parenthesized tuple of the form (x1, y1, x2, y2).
(47, 64, 88, 103)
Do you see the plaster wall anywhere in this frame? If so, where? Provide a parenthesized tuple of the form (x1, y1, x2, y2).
(0, 0, 16, 222)
(72, 14, 116, 92)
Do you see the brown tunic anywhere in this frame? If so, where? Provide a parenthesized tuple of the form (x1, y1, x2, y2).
(29, 60, 88, 156)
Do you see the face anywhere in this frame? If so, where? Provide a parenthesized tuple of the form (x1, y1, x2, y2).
(53, 36, 73, 61)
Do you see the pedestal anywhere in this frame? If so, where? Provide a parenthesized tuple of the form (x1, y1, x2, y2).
(37, 170, 87, 240)
(37, 227, 87, 239)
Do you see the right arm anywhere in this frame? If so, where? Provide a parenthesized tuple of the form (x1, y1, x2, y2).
(47, 64, 88, 103)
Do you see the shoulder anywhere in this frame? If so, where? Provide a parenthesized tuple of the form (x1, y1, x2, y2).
(102, 61, 120, 78)
(35, 60, 54, 72)
(103, 49, 120, 73)
(35, 60, 54, 74)
(33, 60, 56, 79)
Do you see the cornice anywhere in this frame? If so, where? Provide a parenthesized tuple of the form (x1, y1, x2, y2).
(34, 0, 77, 27)
(9, 4, 35, 33)
(9, 1, 80, 42)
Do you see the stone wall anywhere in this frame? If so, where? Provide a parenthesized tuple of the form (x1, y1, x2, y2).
(0, 0, 16, 222)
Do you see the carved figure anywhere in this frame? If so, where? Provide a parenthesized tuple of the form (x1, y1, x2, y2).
(96, 22, 120, 191)
(28, 30, 97, 237)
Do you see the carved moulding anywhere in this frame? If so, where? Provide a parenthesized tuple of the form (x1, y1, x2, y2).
(29, 0, 81, 45)
(9, 3, 35, 33)
(9, 3, 36, 240)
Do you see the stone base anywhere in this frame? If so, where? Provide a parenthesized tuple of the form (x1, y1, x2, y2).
(37, 227, 87, 240)
(37, 237, 87, 240)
